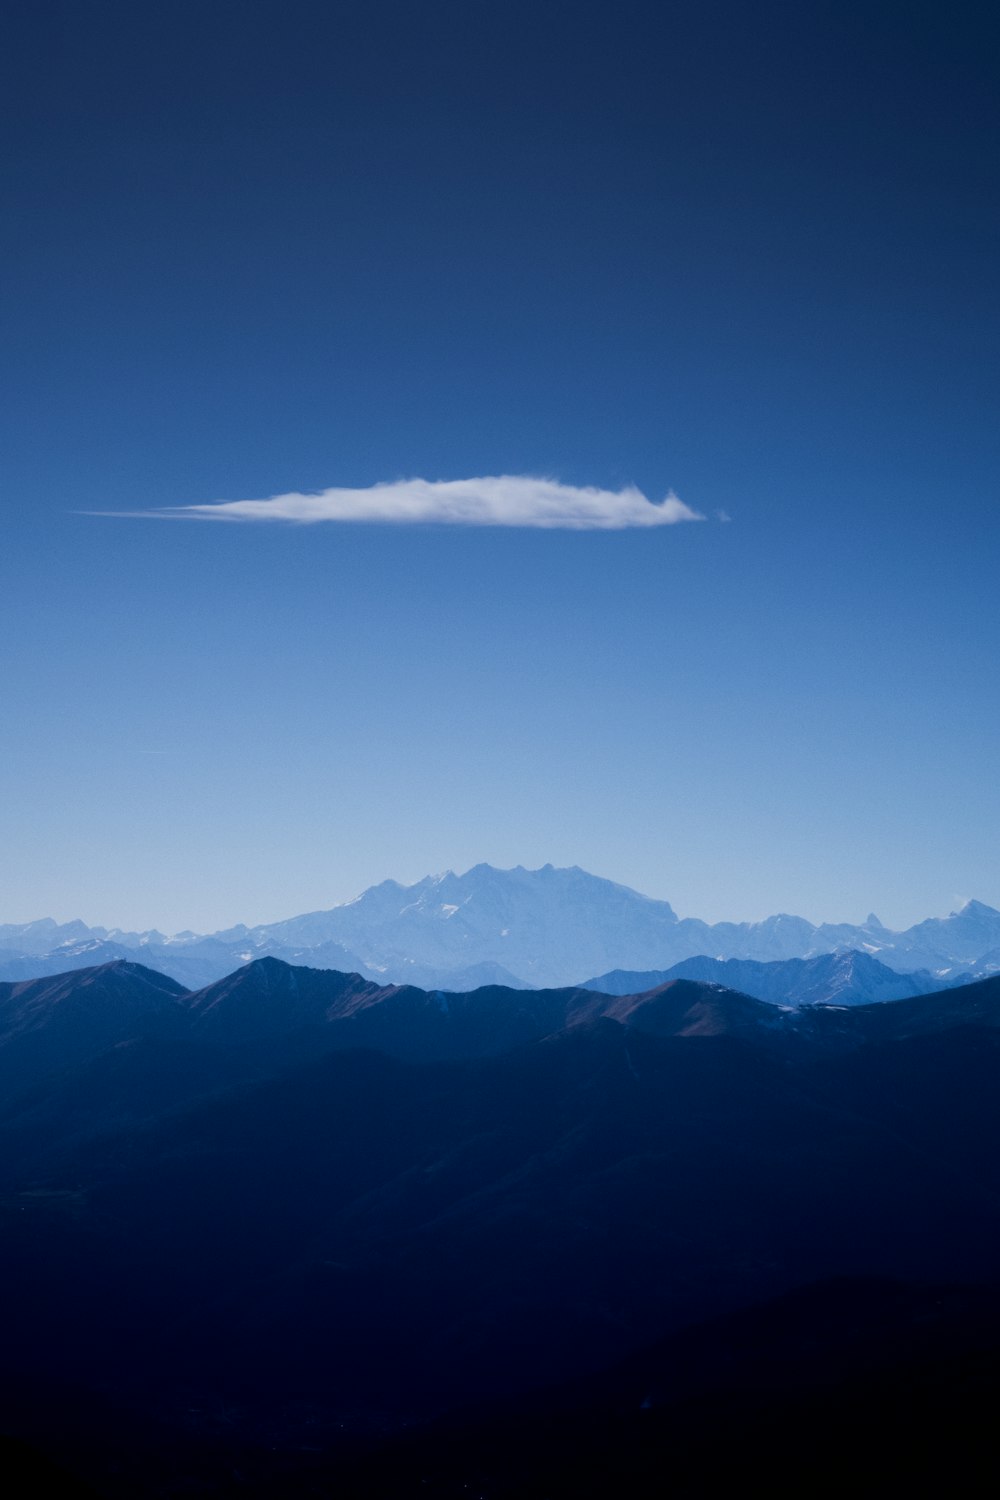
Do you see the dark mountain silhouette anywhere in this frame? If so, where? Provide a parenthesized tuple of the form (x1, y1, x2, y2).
(180, 958, 591, 1063)
(4, 958, 1000, 1492)
(0, 961, 187, 1092)
(789, 970, 1000, 1047)
(5, 956, 1000, 1093)
(565, 976, 786, 1039)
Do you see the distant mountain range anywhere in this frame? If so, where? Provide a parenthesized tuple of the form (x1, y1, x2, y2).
(3, 863, 1000, 991)
(583, 949, 956, 1007)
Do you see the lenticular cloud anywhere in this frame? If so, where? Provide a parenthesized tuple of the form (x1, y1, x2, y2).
(124, 476, 703, 530)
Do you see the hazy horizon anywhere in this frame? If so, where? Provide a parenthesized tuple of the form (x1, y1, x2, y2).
(5, 858, 994, 939)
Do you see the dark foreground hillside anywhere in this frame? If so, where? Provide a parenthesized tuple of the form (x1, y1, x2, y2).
(3, 1278, 1000, 1497)
(248, 1277, 1000, 1498)
(3, 960, 1000, 1493)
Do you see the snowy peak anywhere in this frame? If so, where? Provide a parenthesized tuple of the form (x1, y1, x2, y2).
(0, 917, 100, 955)
(259, 863, 681, 988)
(957, 900, 1000, 919)
(892, 899, 1000, 969)
(4, 873, 1000, 991)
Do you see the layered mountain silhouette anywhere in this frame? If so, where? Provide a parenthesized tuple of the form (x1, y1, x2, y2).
(2, 957, 779, 1090)
(5, 864, 1000, 989)
(5, 955, 1000, 1493)
(9, 954, 1000, 1091)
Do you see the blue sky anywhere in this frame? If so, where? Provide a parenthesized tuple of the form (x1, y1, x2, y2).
(2, 0, 998, 931)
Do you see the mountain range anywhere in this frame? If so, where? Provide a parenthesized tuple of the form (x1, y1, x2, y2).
(4, 955, 1000, 1493)
(582, 948, 956, 1007)
(4, 863, 1000, 990)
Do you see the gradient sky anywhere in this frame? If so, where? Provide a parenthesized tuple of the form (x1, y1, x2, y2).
(2, 0, 998, 932)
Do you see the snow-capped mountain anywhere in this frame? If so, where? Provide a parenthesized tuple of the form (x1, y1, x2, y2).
(4, 866, 1000, 990)
(246, 863, 682, 988)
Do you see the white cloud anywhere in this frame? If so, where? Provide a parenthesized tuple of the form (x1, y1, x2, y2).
(100, 476, 703, 530)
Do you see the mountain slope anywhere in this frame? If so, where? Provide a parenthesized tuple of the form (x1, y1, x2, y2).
(584, 949, 949, 1006)
(5, 957, 1000, 1104)
(4, 959, 1000, 1491)
(7, 1000, 1000, 1432)
(316, 1278, 1000, 1499)
(0, 961, 188, 1091)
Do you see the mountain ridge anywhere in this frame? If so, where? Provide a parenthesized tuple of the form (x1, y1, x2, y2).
(4, 864, 1000, 990)
(5, 955, 1000, 1489)
(5, 955, 1000, 1099)
(583, 949, 953, 1007)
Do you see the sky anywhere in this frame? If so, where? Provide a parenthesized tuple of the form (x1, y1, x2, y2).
(2, 0, 998, 932)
